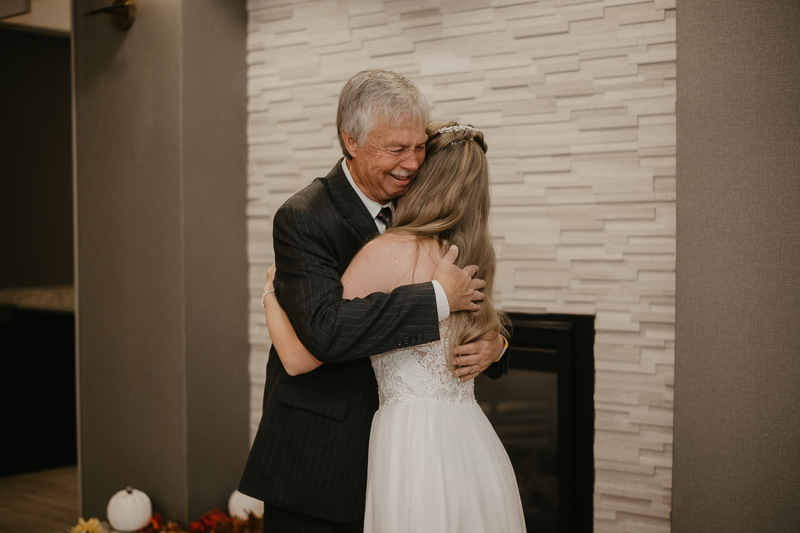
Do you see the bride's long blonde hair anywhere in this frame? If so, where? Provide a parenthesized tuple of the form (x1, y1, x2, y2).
(387, 120, 508, 369)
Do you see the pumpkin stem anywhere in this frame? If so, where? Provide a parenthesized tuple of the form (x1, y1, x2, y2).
(126, 486, 133, 493)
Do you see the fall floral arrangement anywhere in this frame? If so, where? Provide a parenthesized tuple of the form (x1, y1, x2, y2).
(70, 510, 262, 533)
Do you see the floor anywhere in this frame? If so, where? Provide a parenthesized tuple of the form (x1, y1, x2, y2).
(0, 466, 78, 533)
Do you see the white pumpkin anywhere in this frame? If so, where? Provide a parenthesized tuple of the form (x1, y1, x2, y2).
(107, 486, 152, 532)
(228, 490, 264, 520)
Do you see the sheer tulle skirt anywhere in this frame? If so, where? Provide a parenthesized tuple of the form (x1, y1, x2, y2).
(364, 400, 526, 533)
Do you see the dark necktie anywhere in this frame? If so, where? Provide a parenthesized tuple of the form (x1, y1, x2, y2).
(376, 206, 392, 229)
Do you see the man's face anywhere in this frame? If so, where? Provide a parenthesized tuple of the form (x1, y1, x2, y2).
(343, 115, 427, 204)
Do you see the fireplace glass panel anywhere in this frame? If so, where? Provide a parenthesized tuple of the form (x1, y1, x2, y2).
(477, 370, 559, 532)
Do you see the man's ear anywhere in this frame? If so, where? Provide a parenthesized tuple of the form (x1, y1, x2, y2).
(341, 130, 359, 159)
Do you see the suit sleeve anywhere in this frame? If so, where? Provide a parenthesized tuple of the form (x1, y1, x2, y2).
(272, 204, 441, 364)
(482, 333, 510, 380)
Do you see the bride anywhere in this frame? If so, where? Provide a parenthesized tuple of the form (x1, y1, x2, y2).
(263, 121, 526, 533)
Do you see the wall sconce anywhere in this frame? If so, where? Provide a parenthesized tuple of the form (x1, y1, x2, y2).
(86, 0, 135, 30)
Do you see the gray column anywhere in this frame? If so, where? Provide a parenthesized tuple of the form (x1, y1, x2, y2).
(674, 1, 800, 531)
(73, 0, 248, 522)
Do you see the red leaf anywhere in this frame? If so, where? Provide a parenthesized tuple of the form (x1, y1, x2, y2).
(150, 513, 165, 529)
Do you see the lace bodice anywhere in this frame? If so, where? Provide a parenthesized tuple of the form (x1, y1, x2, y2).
(370, 320, 475, 407)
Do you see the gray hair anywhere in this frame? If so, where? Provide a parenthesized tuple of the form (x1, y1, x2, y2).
(337, 70, 431, 159)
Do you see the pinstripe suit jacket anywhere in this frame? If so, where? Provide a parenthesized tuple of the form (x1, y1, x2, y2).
(239, 161, 443, 523)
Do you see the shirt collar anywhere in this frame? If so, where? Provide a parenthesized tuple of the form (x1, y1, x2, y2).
(342, 158, 393, 219)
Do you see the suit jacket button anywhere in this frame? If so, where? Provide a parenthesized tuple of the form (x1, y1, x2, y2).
(419, 334, 423, 341)
(396, 339, 402, 347)
(403, 337, 409, 345)
(410, 334, 416, 343)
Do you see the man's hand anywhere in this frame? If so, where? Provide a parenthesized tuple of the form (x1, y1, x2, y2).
(452, 329, 504, 382)
(433, 245, 486, 312)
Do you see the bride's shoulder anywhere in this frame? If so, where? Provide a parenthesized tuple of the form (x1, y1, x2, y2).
(359, 234, 439, 267)
(342, 235, 440, 298)
(349, 234, 419, 275)
(360, 233, 417, 256)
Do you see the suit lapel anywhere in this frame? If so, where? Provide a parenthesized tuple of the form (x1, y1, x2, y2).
(324, 159, 379, 242)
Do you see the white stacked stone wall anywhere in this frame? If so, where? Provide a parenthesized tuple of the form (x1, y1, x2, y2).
(246, 1, 676, 531)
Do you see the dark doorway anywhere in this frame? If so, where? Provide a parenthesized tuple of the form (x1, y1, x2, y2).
(0, 307, 77, 477)
(0, 26, 73, 290)
(0, 26, 76, 477)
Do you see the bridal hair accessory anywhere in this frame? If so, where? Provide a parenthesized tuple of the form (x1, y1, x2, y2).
(438, 124, 477, 135)
(262, 289, 275, 309)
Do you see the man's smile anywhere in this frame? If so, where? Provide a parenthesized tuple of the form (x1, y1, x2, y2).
(389, 170, 414, 182)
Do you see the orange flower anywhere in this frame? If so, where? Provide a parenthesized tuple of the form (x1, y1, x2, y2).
(148, 513, 165, 530)
(200, 509, 231, 529)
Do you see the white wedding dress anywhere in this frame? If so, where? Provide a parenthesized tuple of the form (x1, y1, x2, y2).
(364, 320, 526, 532)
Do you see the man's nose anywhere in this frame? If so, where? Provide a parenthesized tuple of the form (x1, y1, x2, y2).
(399, 149, 420, 171)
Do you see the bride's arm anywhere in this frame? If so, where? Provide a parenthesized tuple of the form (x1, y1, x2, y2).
(264, 265, 322, 376)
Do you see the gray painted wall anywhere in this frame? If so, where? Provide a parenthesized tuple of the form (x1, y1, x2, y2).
(674, 1, 800, 531)
(73, 0, 248, 521)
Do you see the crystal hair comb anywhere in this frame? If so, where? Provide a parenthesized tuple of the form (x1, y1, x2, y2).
(438, 124, 477, 135)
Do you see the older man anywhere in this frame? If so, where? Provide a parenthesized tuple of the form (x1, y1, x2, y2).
(239, 70, 507, 533)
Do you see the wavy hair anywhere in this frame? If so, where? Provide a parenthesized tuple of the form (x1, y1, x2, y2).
(387, 121, 508, 370)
